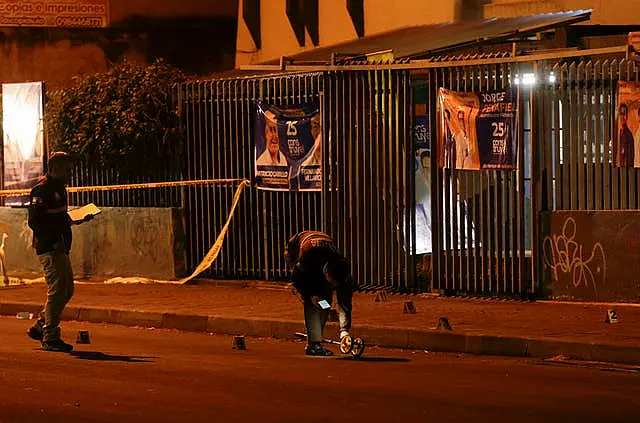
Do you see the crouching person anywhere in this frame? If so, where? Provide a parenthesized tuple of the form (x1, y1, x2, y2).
(286, 231, 353, 356)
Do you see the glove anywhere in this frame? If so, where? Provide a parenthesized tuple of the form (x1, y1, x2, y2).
(340, 330, 350, 340)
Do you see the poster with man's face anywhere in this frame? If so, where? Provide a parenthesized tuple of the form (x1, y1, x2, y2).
(437, 88, 518, 170)
(254, 101, 321, 191)
(615, 81, 640, 168)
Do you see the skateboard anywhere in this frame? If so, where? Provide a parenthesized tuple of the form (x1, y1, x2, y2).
(295, 332, 365, 358)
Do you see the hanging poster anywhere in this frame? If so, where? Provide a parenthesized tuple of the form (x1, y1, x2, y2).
(615, 81, 640, 168)
(438, 88, 518, 170)
(254, 101, 321, 191)
(2, 82, 45, 206)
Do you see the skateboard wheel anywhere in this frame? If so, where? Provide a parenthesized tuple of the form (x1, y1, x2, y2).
(351, 337, 365, 358)
(339, 335, 353, 354)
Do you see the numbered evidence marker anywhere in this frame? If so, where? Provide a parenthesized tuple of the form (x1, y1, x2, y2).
(76, 330, 91, 344)
(403, 301, 417, 314)
(375, 290, 388, 302)
(436, 317, 452, 331)
(605, 309, 618, 324)
(232, 335, 247, 350)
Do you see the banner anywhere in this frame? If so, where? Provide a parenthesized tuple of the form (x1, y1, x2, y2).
(406, 80, 475, 255)
(438, 88, 518, 170)
(0, 1, 108, 27)
(254, 101, 321, 191)
(615, 81, 640, 168)
(3, 82, 45, 206)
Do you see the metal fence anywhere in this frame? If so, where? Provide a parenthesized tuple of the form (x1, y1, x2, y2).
(176, 73, 324, 280)
(425, 63, 530, 296)
(426, 54, 636, 296)
(322, 70, 415, 291)
(529, 58, 639, 289)
(64, 49, 637, 295)
(540, 58, 640, 212)
(175, 70, 415, 287)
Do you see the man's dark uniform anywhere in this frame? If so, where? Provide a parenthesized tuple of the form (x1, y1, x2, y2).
(286, 231, 352, 352)
(28, 174, 75, 345)
(29, 176, 72, 255)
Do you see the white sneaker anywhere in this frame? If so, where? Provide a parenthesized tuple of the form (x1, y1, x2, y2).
(340, 331, 350, 339)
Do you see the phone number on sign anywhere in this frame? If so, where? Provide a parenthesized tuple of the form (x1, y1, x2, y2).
(55, 15, 104, 26)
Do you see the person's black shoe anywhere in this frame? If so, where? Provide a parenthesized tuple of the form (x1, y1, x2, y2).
(41, 339, 73, 353)
(27, 326, 43, 341)
(305, 344, 334, 357)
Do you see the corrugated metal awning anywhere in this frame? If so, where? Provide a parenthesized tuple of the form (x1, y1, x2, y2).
(261, 10, 592, 65)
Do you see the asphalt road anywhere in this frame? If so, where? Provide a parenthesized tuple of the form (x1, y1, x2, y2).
(0, 317, 639, 423)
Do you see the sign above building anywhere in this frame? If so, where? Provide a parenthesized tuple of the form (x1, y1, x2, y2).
(0, 0, 108, 28)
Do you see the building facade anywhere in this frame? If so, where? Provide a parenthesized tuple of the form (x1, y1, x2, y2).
(0, 0, 239, 89)
(235, 0, 640, 67)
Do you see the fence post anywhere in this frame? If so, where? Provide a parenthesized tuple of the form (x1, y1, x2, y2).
(530, 64, 541, 295)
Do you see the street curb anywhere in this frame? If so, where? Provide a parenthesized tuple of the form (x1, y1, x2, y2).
(2, 302, 640, 365)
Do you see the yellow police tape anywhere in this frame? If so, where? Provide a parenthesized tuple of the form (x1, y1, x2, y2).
(176, 179, 250, 284)
(106, 179, 251, 285)
(0, 178, 251, 286)
(0, 178, 246, 197)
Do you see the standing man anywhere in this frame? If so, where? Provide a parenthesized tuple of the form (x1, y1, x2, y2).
(285, 231, 353, 357)
(27, 152, 92, 352)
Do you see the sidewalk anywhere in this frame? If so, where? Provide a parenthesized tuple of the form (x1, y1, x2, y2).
(2, 280, 640, 364)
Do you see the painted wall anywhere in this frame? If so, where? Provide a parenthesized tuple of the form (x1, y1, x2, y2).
(235, 0, 459, 66)
(542, 211, 640, 302)
(484, 0, 640, 25)
(0, 207, 186, 280)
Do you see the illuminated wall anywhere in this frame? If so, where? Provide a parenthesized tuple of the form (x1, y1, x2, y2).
(235, 0, 459, 67)
(484, 0, 640, 25)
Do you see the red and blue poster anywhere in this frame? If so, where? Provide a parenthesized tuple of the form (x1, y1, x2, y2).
(615, 81, 640, 168)
(254, 101, 321, 191)
(438, 88, 518, 170)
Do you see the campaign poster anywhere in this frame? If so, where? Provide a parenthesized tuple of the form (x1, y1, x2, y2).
(2, 82, 45, 206)
(254, 101, 321, 191)
(413, 80, 431, 152)
(615, 81, 640, 168)
(438, 88, 518, 170)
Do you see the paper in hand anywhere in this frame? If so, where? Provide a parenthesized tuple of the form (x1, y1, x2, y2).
(318, 299, 331, 310)
(68, 203, 102, 223)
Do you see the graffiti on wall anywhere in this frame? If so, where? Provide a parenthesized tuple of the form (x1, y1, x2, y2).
(543, 216, 607, 300)
(0, 221, 9, 284)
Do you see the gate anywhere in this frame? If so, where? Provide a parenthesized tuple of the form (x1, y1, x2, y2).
(178, 72, 324, 280)
(426, 51, 634, 296)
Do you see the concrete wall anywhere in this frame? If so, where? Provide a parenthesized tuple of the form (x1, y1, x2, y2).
(0, 207, 186, 280)
(542, 211, 640, 302)
(235, 0, 459, 66)
(484, 0, 640, 25)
